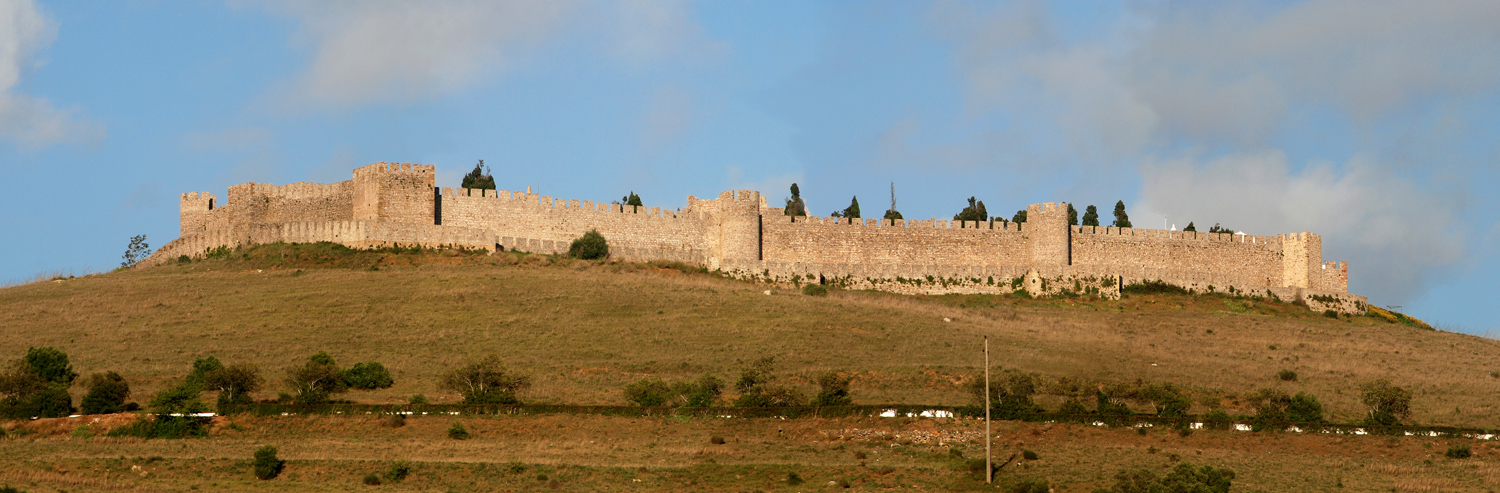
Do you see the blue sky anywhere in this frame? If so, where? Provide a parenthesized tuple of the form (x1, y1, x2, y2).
(2, 0, 1497, 335)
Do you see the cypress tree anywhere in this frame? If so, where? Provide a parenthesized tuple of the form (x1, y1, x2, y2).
(1112, 200, 1132, 228)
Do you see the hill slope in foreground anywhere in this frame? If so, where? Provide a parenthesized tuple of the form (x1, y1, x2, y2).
(1, 244, 1498, 491)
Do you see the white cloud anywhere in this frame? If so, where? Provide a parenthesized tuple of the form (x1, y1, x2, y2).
(0, 0, 102, 149)
(609, 0, 726, 66)
(1136, 150, 1464, 304)
(246, 0, 580, 109)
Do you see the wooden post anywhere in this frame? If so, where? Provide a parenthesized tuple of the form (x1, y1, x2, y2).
(985, 335, 992, 484)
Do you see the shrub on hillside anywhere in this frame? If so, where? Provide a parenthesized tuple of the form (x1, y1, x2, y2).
(1009, 478, 1050, 493)
(1141, 383, 1190, 417)
(344, 362, 394, 390)
(734, 357, 806, 407)
(1360, 378, 1412, 426)
(1285, 392, 1325, 425)
(1446, 444, 1472, 459)
(440, 356, 531, 404)
(1099, 463, 1234, 493)
(1121, 279, 1190, 295)
(285, 352, 348, 405)
(81, 371, 131, 415)
(448, 422, 470, 440)
(966, 372, 1045, 419)
(206, 363, 264, 408)
(385, 461, 412, 483)
(568, 230, 609, 260)
(623, 379, 673, 407)
(1203, 409, 1234, 430)
(253, 445, 284, 480)
(813, 371, 854, 406)
(801, 284, 828, 296)
(1277, 369, 1298, 382)
(1, 347, 81, 419)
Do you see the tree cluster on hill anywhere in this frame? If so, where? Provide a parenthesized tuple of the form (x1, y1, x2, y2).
(953, 197, 988, 223)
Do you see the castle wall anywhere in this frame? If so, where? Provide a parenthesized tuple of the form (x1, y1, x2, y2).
(149, 162, 1361, 313)
(437, 187, 712, 264)
(1070, 226, 1286, 289)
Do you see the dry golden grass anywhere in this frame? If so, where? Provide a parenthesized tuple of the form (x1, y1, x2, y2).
(1, 246, 1494, 426)
(0, 244, 1498, 491)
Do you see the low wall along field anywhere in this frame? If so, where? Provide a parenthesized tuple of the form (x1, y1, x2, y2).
(143, 162, 1363, 313)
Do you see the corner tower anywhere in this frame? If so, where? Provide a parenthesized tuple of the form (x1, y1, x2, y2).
(353, 162, 436, 225)
(1026, 202, 1070, 267)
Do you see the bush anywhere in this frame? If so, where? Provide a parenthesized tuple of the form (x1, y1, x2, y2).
(285, 352, 348, 405)
(733, 357, 805, 407)
(1022, 450, 1038, 460)
(23, 347, 78, 385)
(1286, 392, 1325, 424)
(253, 445, 284, 480)
(623, 378, 673, 407)
(344, 362, 394, 390)
(382, 413, 407, 428)
(1203, 409, 1234, 431)
(710, 436, 725, 444)
(813, 371, 853, 406)
(203, 363, 263, 409)
(568, 230, 609, 260)
(107, 414, 209, 439)
(81, 372, 131, 415)
(440, 356, 531, 404)
(1277, 369, 1298, 382)
(1121, 279, 1189, 295)
(1009, 478, 1050, 493)
(448, 422, 470, 440)
(1099, 462, 1234, 493)
(385, 461, 412, 483)
(786, 472, 803, 485)
(801, 284, 828, 296)
(185, 356, 224, 391)
(1057, 397, 1088, 417)
(362, 473, 381, 485)
(1360, 378, 1412, 426)
(967, 372, 1044, 419)
(1142, 383, 1190, 417)
(1446, 444, 1472, 459)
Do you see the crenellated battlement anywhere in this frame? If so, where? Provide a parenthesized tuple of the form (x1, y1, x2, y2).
(146, 162, 1361, 313)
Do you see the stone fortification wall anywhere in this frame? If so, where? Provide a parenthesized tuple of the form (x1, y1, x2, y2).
(147, 162, 1363, 313)
(1070, 226, 1287, 289)
(438, 187, 711, 264)
(353, 162, 435, 225)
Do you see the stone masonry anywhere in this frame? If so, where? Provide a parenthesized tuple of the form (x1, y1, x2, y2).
(143, 162, 1367, 313)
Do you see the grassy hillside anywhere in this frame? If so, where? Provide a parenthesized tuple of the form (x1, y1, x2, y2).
(2, 243, 1499, 492)
(0, 243, 1492, 426)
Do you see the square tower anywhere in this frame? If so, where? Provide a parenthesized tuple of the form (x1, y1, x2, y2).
(352, 162, 436, 225)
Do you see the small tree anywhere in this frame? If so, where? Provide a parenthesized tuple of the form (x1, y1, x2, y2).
(285, 352, 347, 405)
(121, 234, 153, 268)
(1245, 388, 1290, 423)
(185, 356, 224, 392)
(24, 347, 78, 386)
(813, 371, 853, 406)
(206, 364, 264, 407)
(953, 197, 987, 222)
(1112, 200, 1132, 228)
(832, 196, 860, 221)
(1286, 392, 1324, 424)
(734, 357, 805, 407)
(344, 362, 394, 390)
(1011, 209, 1027, 223)
(784, 184, 807, 217)
(883, 182, 903, 222)
(1183, 222, 1196, 232)
(967, 371, 1044, 419)
(1081, 205, 1100, 227)
(1067, 204, 1078, 226)
(568, 230, 609, 260)
(1208, 223, 1233, 234)
(81, 371, 131, 415)
(461, 160, 495, 191)
(253, 445, 285, 480)
(621, 191, 643, 208)
(623, 378, 673, 407)
(1360, 378, 1412, 426)
(440, 356, 531, 404)
(685, 373, 724, 407)
(1141, 383, 1190, 417)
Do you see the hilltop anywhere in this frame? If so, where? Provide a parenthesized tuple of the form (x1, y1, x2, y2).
(0, 243, 1495, 492)
(0, 243, 1480, 424)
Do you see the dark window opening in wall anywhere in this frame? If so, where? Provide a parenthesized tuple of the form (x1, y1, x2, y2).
(495, 243, 504, 252)
(819, 274, 825, 285)
(757, 215, 763, 261)
(433, 187, 442, 225)
(207, 198, 214, 210)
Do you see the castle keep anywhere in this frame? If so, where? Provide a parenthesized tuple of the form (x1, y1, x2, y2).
(145, 162, 1366, 313)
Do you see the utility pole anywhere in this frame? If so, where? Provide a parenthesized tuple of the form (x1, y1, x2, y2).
(985, 335, 992, 484)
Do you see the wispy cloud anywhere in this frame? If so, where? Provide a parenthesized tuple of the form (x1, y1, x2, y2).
(0, 0, 103, 149)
